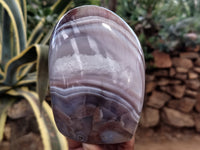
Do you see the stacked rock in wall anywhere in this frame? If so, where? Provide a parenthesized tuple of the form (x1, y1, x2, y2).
(141, 49, 200, 132)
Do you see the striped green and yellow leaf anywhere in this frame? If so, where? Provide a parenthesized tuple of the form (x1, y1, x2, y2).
(7, 88, 68, 150)
(0, 0, 75, 149)
(0, 97, 14, 142)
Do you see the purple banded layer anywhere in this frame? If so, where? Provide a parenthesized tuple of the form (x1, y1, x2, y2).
(49, 5, 145, 144)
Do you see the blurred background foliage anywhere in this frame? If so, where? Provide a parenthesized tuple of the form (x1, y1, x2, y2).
(116, 0, 200, 60)
(26, 0, 200, 62)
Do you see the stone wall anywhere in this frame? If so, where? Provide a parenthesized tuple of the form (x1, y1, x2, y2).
(140, 49, 200, 132)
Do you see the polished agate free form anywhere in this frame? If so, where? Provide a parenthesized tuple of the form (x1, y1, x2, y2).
(49, 5, 145, 144)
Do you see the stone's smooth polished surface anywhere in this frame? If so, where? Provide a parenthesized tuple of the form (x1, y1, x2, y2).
(49, 5, 145, 144)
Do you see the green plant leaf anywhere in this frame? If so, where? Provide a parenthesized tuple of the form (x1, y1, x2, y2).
(0, 97, 14, 142)
(7, 88, 68, 150)
(56, 0, 73, 20)
(3, 44, 49, 104)
(18, 0, 27, 25)
(3, 45, 37, 85)
(27, 18, 45, 46)
(0, 67, 4, 81)
(0, 0, 26, 51)
(17, 72, 36, 86)
(0, 86, 11, 95)
(40, 28, 53, 45)
(40, 0, 73, 45)
(0, 0, 26, 68)
(7, 88, 51, 150)
(43, 99, 68, 150)
(50, 0, 73, 15)
(0, 5, 4, 63)
(1, 10, 11, 67)
(28, 0, 73, 46)
(35, 44, 49, 103)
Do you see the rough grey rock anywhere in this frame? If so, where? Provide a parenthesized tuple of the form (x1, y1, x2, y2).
(140, 107, 159, 128)
(8, 99, 32, 119)
(11, 133, 43, 150)
(147, 91, 171, 109)
(162, 107, 194, 127)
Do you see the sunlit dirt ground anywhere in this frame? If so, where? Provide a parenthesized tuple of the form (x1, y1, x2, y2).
(135, 127, 200, 150)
